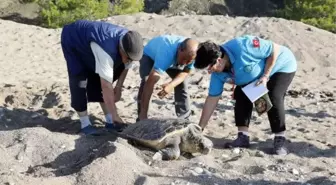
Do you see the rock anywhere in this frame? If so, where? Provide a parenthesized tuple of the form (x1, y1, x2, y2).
(25, 82, 35, 89)
(179, 12, 186, 16)
(190, 170, 199, 176)
(222, 154, 230, 158)
(203, 169, 212, 176)
(255, 151, 265, 157)
(197, 162, 205, 167)
(292, 168, 299, 175)
(233, 148, 240, 154)
(208, 167, 217, 173)
(194, 167, 204, 174)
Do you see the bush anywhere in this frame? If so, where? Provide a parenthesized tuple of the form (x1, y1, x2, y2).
(36, 0, 144, 28)
(36, 0, 110, 28)
(279, 0, 336, 33)
(111, 0, 144, 15)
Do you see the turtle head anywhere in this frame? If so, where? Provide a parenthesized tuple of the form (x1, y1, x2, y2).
(180, 124, 213, 155)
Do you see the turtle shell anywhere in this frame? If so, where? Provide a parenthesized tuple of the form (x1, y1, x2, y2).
(121, 118, 191, 141)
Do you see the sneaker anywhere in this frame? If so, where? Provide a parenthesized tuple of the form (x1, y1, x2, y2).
(105, 123, 128, 132)
(273, 136, 288, 155)
(81, 125, 100, 135)
(225, 132, 250, 148)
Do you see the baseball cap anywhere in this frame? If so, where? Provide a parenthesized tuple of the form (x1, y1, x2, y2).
(121, 31, 144, 61)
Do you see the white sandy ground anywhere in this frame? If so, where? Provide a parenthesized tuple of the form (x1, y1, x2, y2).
(0, 13, 336, 185)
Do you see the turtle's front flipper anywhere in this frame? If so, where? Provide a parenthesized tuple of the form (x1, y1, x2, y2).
(153, 137, 181, 160)
(152, 146, 181, 161)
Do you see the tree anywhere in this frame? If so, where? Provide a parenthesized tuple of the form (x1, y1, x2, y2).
(280, 0, 336, 33)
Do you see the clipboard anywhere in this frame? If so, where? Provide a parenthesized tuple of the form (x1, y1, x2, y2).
(242, 80, 273, 116)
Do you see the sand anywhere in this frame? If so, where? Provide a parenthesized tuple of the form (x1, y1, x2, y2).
(0, 13, 336, 185)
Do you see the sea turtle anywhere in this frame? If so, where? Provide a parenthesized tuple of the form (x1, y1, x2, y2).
(119, 118, 213, 160)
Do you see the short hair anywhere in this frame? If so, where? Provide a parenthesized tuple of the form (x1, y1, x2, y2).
(194, 41, 221, 69)
(179, 38, 191, 51)
(179, 38, 197, 58)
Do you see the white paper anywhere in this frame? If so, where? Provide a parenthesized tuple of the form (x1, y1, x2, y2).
(242, 80, 269, 103)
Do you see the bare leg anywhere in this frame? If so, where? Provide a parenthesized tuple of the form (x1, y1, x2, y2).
(100, 103, 113, 124)
(77, 110, 88, 117)
(100, 103, 109, 115)
(238, 126, 248, 132)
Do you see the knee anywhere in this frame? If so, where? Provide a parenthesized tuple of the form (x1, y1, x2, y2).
(268, 91, 283, 106)
(69, 78, 88, 112)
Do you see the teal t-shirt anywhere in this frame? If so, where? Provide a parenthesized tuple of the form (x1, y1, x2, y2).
(143, 34, 195, 74)
(208, 35, 297, 97)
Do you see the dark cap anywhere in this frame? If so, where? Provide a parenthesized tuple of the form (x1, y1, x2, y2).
(121, 31, 144, 61)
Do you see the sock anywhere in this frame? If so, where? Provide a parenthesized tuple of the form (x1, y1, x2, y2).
(238, 131, 249, 136)
(80, 116, 91, 129)
(105, 114, 113, 124)
(274, 131, 285, 137)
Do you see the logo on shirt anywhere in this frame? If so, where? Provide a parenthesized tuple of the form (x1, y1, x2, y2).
(252, 37, 260, 48)
(244, 65, 253, 73)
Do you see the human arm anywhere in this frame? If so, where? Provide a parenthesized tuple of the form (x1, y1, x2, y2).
(100, 78, 123, 123)
(114, 69, 128, 102)
(139, 69, 161, 120)
(198, 72, 230, 130)
(157, 68, 191, 98)
(257, 42, 281, 85)
(90, 42, 123, 123)
(266, 41, 281, 75)
(199, 96, 221, 130)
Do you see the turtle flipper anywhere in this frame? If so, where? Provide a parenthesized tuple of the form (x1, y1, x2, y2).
(152, 145, 181, 161)
(161, 146, 181, 160)
(153, 136, 181, 161)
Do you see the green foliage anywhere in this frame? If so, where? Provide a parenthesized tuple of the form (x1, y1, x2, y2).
(36, 0, 110, 28)
(35, 0, 144, 28)
(279, 0, 336, 33)
(110, 0, 144, 15)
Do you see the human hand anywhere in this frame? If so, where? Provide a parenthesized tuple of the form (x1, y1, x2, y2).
(157, 82, 174, 99)
(255, 75, 269, 87)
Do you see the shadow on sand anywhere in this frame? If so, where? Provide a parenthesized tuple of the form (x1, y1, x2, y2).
(206, 135, 336, 159)
(27, 135, 118, 177)
(0, 106, 119, 177)
(0, 106, 104, 134)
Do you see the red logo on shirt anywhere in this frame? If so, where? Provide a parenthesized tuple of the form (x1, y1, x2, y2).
(253, 38, 260, 48)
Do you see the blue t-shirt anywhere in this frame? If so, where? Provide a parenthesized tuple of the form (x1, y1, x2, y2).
(143, 35, 195, 74)
(208, 35, 297, 97)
